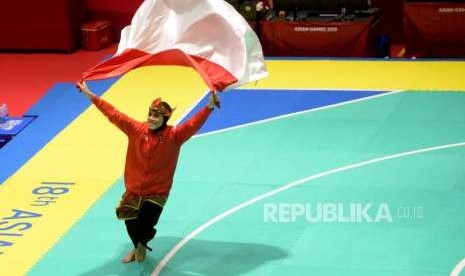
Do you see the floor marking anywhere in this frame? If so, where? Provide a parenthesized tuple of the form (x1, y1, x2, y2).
(173, 90, 210, 126)
(194, 90, 402, 139)
(153, 141, 465, 275)
(450, 258, 465, 276)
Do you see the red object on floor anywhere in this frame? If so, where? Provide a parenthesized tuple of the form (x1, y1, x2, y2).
(84, 0, 144, 41)
(81, 20, 112, 50)
(391, 44, 406, 58)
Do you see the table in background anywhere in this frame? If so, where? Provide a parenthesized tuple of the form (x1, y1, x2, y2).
(259, 16, 380, 57)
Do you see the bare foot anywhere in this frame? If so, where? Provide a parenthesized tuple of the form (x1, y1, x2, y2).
(121, 249, 136, 263)
(135, 243, 147, 262)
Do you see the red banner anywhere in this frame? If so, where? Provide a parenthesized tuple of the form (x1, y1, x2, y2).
(404, 2, 465, 57)
(259, 17, 379, 57)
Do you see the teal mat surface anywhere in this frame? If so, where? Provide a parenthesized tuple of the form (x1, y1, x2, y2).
(29, 91, 465, 276)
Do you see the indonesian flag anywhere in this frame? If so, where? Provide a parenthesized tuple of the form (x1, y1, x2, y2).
(81, 0, 268, 91)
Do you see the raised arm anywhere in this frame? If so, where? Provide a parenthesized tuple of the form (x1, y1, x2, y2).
(76, 81, 138, 135)
(175, 92, 220, 144)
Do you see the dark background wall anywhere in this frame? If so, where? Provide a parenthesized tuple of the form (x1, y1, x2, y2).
(372, 0, 404, 43)
(84, 0, 406, 44)
(0, 0, 406, 51)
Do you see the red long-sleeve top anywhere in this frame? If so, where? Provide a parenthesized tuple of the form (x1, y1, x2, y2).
(91, 95, 211, 197)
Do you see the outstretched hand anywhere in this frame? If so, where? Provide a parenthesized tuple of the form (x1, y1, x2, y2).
(76, 81, 94, 98)
(208, 91, 220, 110)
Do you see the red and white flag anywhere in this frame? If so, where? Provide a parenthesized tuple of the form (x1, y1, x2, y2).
(81, 0, 268, 91)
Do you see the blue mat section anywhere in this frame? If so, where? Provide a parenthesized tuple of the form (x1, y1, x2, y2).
(0, 78, 118, 185)
(182, 89, 385, 134)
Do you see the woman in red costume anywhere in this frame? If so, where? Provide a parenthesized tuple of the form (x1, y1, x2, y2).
(76, 81, 219, 263)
